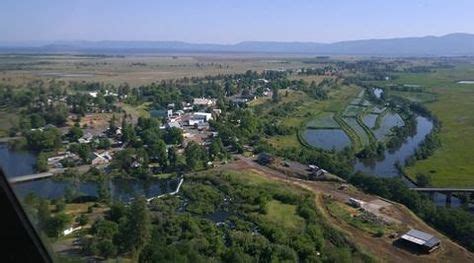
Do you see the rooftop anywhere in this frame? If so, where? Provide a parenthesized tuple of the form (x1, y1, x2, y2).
(400, 229, 440, 248)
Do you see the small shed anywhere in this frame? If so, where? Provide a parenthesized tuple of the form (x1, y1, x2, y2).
(348, 197, 365, 208)
(399, 229, 440, 253)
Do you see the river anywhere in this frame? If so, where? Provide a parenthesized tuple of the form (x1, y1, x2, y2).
(354, 116, 463, 208)
(0, 144, 180, 202)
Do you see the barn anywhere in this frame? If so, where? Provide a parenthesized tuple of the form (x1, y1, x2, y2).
(399, 229, 440, 253)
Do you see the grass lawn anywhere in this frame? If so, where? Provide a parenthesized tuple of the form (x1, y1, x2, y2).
(405, 85, 474, 187)
(392, 66, 474, 187)
(262, 200, 305, 230)
(121, 102, 151, 119)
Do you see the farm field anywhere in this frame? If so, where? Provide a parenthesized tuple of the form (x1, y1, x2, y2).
(0, 54, 309, 86)
(343, 117, 370, 146)
(305, 112, 339, 129)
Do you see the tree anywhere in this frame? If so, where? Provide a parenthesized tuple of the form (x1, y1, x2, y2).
(119, 197, 151, 258)
(185, 141, 208, 171)
(109, 114, 117, 131)
(148, 140, 167, 169)
(415, 173, 431, 187)
(164, 127, 183, 145)
(98, 178, 110, 203)
(67, 125, 84, 142)
(168, 146, 178, 169)
(272, 87, 280, 103)
(209, 137, 225, 161)
(44, 213, 71, 238)
(69, 143, 92, 164)
(36, 152, 48, 172)
(37, 199, 51, 229)
(76, 214, 89, 226)
(55, 198, 66, 212)
(25, 127, 62, 151)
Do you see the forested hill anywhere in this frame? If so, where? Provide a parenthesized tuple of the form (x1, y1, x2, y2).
(2, 33, 474, 56)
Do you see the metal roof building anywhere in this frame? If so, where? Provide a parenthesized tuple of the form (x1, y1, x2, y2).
(399, 229, 440, 253)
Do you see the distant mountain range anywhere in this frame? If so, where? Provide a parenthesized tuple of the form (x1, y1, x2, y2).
(1, 33, 474, 56)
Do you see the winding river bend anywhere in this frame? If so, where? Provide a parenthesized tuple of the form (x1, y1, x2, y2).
(354, 116, 432, 178)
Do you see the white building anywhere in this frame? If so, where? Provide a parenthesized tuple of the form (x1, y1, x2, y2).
(193, 98, 216, 107)
(91, 151, 112, 165)
(194, 112, 213, 122)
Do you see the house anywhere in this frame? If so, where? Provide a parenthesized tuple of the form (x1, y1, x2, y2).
(212, 108, 222, 116)
(166, 121, 182, 130)
(63, 226, 82, 236)
(314, 169, 327, 177)
(78, 133, 94, 144)
(398, 229, 440, 253)
(150, 109, 168, 118)
(193, 98, 216, 107)
(194, 112, 213, 122)
(91, 151, 112, 165)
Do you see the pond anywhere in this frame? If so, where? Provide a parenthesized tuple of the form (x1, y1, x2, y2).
(0, 143, 180, 202)
(13, 177, 181, 202)
(362, 114, 378, 129)
(0, 144, 37, 179)
(302, 129, 351, 151)
(373, 112, 404, 140)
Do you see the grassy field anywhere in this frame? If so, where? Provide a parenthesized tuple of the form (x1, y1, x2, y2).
(342, 105, 365, 117)
(391, 65, 474, 187)
(306, 112, 339, 129)
(262, 200, 304, 230)
(388, 90, 437, 103)
(0, 54, 311, 86)
(326, 200, 386, 235)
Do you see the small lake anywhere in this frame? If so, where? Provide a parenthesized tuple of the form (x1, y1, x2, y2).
(0, 144, 180, 202)
(13, 177, 180, 202)
(303, 129, 351, 151)
(0, 144, 37, 179)
(362, 114, 378, 129)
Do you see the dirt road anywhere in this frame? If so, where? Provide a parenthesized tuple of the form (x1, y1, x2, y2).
(222, 156, 474, 263)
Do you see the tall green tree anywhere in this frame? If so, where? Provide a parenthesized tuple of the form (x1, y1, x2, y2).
(185, 141, 208, 171)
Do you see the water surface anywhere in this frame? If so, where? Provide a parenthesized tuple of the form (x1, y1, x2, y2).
(303, 129, 351, 151)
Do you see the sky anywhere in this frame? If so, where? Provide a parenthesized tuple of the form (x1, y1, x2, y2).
(0, 0, 473, 44)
